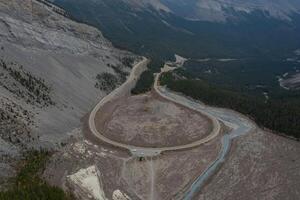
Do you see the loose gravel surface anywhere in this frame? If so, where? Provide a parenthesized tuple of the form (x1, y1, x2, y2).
(44, 127, 223, 200)
(196, 130, 300, 200)
(96, 92, 212, 148)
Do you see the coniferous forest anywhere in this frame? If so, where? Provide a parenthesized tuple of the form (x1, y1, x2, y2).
(160, 72, 300, 139)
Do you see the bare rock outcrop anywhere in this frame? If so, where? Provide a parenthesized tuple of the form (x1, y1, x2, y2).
(0, 0, 138, 183)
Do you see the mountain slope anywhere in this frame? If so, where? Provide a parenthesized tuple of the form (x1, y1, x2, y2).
(53, 0, 300, 59)
(0, 0, 138, 185)
(157, 0, 300, 21)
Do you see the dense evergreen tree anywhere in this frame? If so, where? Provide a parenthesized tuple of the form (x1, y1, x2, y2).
(160, 72, 300, 139)
(131, 59, 163, 94)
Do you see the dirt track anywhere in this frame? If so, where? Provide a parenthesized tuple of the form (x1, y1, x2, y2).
(88, 58, 221, 156)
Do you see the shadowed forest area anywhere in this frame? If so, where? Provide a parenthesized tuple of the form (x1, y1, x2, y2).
(160, 71, 300, 139)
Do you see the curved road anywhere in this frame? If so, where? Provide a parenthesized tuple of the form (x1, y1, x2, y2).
(154, 65, 257, 200)
(88, 59, 221, 157)
(89, 59, 257, 199)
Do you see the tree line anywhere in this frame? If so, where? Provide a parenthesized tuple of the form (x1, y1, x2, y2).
(131, 59, 163, 94)
(160, 72, 300, 139)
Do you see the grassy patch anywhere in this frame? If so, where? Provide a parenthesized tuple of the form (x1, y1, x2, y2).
(0, 151, 73, 200)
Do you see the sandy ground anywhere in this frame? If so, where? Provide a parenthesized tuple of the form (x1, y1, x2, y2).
(195, 130, 300, 200)
(95, 92, 212, 148)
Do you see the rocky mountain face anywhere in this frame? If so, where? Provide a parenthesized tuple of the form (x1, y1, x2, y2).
(53, 0, 300, 59)
(78, 0, 300, 22)
(136, 0, 300, 22)
(0, 0, 138, 185)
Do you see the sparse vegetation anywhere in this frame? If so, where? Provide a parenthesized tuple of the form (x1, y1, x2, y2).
(36, 0, 71, 18)
(95, 72, 118, 92)
(0, 59, 55, 107)
(121, 56, 135, 68)
(96, 62, 131, 92)
(0, 151, 73, 200)
(0, 108, 31, 146)
(0, 97, 35, 147)
(111, 64, 129, 83)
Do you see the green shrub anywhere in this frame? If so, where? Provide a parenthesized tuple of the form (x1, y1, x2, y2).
(0, 151, 73, 200)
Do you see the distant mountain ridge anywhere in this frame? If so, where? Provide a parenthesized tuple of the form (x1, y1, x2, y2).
(118, 0, 300, 22)
(52, 0, 300, 59)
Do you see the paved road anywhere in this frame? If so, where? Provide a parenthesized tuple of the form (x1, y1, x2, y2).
(154, 65, 257, 199)
(88, 59, 221, 157)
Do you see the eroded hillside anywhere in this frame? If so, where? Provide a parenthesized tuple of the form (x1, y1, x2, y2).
(0, 0, 139, 185)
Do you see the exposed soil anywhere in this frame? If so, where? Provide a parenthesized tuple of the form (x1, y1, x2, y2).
(95, 92, 212, 148)
(196, 130, 300, 200)
(44, 128, 223, 200)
